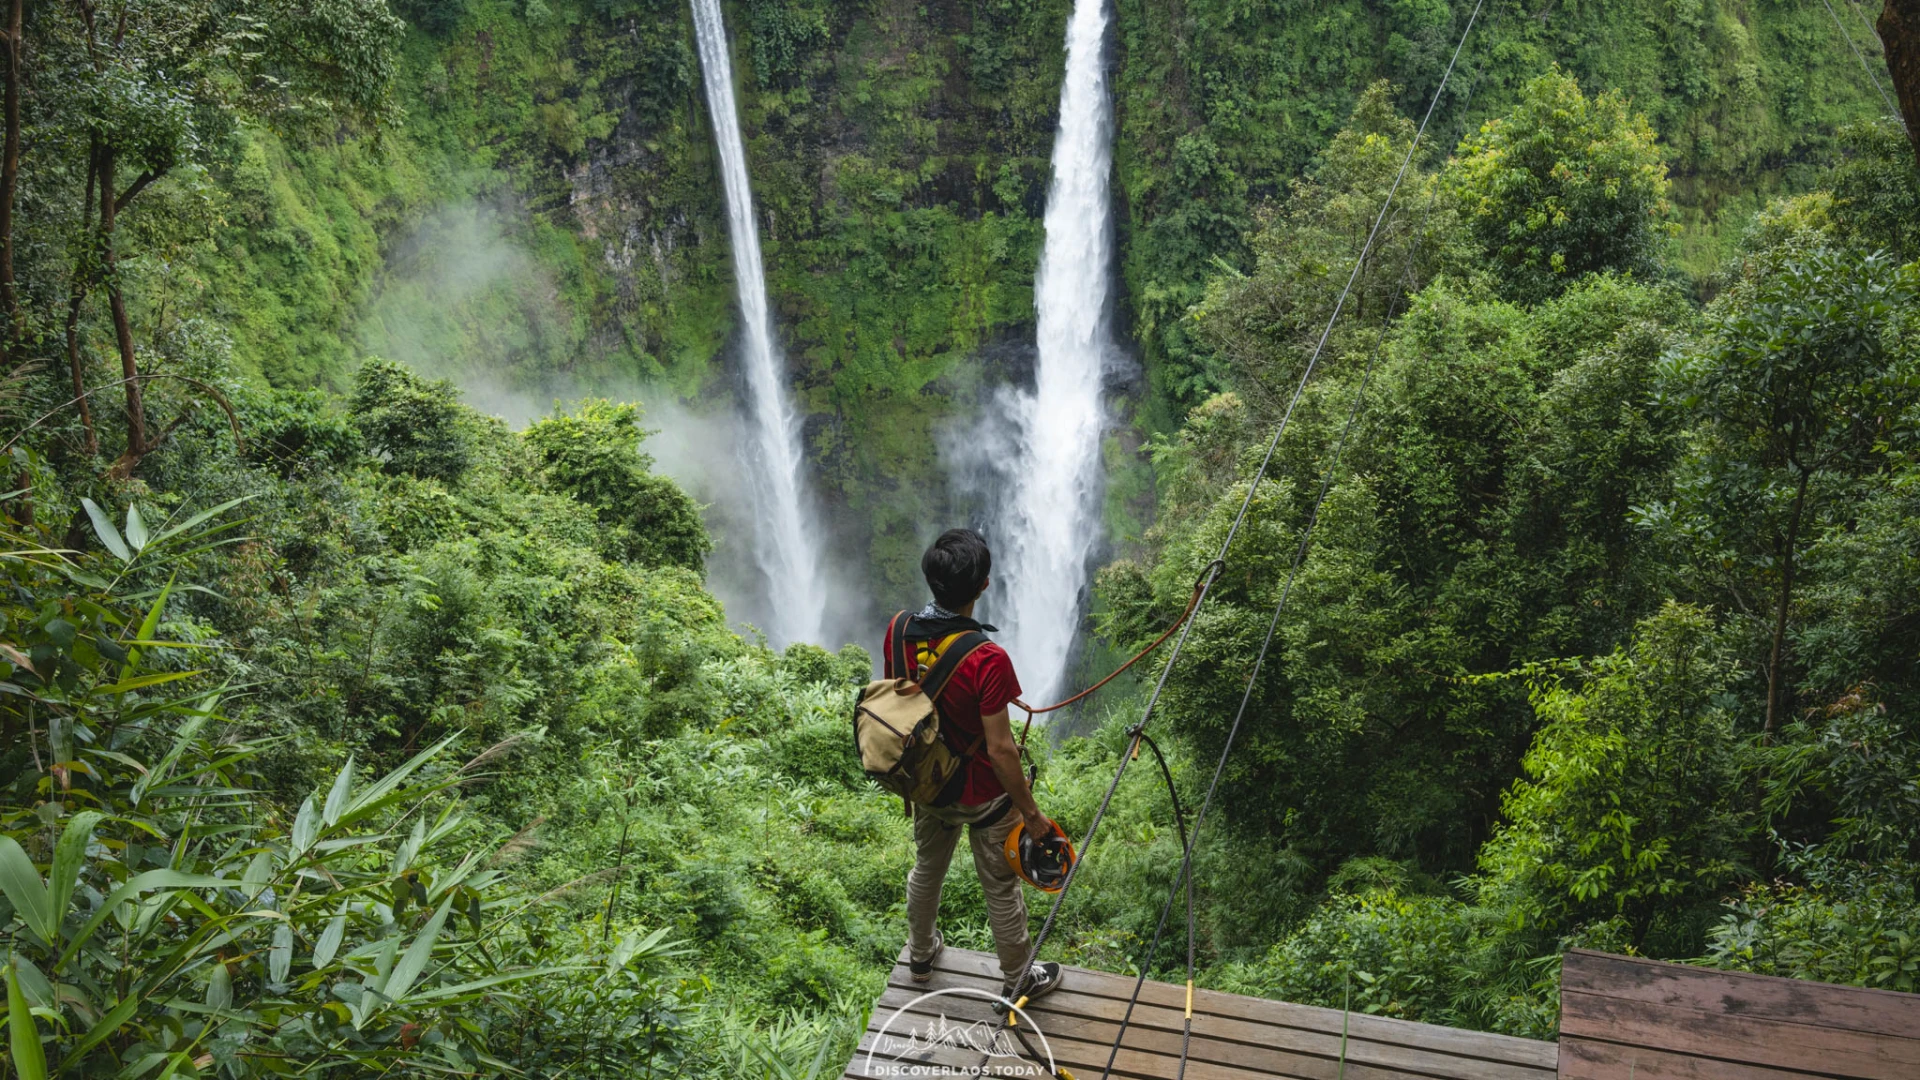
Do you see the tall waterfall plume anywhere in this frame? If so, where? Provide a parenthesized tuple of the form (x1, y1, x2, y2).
(995, 0, 1115, 705)
(690, 0, 825, 647)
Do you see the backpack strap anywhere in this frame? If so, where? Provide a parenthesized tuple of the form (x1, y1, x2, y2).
(885, 611, 911, 679)
(921, 630, 989, 703)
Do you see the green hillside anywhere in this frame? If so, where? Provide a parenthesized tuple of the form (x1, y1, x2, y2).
(3, 0, 1918, 1075)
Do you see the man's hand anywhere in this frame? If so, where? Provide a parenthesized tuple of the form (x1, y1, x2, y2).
(1022, 806, 1054, 839)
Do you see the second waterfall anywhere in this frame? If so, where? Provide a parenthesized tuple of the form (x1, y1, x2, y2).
(690, 0, 826, 648)
(993, 0, 1116, 706)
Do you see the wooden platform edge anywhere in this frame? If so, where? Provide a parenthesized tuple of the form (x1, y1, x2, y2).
(848, 947, 1559, 1080)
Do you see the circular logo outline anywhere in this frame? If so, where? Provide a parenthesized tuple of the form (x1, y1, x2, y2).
(863, 986, 1058, 1077)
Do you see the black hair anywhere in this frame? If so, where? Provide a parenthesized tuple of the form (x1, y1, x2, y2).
(922, 528, 992, 610)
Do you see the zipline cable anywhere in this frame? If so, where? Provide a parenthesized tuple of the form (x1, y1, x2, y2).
(1820, 0, 1900, 118)
(1004, 0, 1487, 1028)
(1103, 29, 1491, 1076)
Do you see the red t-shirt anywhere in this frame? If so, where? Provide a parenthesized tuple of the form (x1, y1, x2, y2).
(882, 624, 1023, 805)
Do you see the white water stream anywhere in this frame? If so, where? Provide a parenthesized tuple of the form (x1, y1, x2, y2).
(994, 0, 1115, 705)
(690, 0, 825, 647)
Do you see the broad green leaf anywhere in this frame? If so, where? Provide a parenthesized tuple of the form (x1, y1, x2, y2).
(8, 959, 50, 1011)
(0, 837, 52, 944)
(240, 852, 274, 901)
(322, 757, 355, 827)
(312, 905, 347, 969)
(6, 962, 47, 1080)
(80, 498, 132, 564)
(48, 810, 103, 937)
(269, 923, 293, 985)
(205, 960, 232, 1009)
(124, 504, 150, 552)
(381, 896, 453, 1004)
(292, 796, 318, 854)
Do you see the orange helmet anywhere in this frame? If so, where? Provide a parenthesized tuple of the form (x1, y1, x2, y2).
(1003, 816, 1077, 893)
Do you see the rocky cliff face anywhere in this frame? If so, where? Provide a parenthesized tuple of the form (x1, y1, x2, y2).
(341, 0, 1889, 611)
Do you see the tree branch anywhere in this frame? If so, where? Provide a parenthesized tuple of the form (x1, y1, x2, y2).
(114, 168, 160, 214)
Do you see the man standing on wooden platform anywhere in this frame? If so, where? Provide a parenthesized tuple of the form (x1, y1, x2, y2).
(884, 528, 1065, 1004)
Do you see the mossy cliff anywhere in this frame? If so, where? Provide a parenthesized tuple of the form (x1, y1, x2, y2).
(198, 0, 1888, 603)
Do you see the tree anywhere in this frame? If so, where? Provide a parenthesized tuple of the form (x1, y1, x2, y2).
(1195, 81, 1466, 412)
(1445, 68, 1673, 304)
(22, 0, 404, 475)
(352, 358, 474, 482)
(524, 399, 712, 573)
(1649, 246, 1920, 730)
(1476, 604, 1753, 951)
(1882, 0, 1920, 155)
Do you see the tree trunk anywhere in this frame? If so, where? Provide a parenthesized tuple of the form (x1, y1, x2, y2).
(1764, 468, 1813, 733)
(0, 0, 22, 353)
(98, 144, 146, 478)
(1884, 0, 1920, 155)
(65, 143, 98, 456)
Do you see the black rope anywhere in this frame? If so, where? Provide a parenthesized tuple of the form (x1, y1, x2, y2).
(1094, 3, 1488, 1074)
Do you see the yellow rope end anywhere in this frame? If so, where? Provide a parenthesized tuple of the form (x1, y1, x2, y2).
(1185, 979, 1194, 1019)
(1008, 994, 1029, 1026)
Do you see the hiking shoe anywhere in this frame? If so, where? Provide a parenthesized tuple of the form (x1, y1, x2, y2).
(908, 935, 944, 983)
(996, 962, 1064, 1012)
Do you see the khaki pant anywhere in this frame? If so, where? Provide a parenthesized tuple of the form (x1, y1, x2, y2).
(907, 795, 1031, 986)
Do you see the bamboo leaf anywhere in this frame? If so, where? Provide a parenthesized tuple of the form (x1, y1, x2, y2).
(312, 905, 347, 969)
(125, 504, 150, 553)
(130, 715, 206, 809)
(0, 837, 52, 945)
(339, 734, 459, 826)
(54, 870, 233, 972)
(94, 670, 202, 696)
(48, 811, 104, 938)
(322, 757, 355, 827)
(291, 796, 318, 855)
(269, 923, 293, 985)
(59, 992, 140, 1070)
(381, 896, 453, 1004)
(80, 499, 132, 564)
(205, 960, 232, 1010)
(6, 962, 48, 1080)
(150, 495, 255, 546)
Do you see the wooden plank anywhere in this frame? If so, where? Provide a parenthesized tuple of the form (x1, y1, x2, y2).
(1557, 1036, 1862, 1080)
(1561, 951, 1920, 1042)
(1561, 988, 1920, 1080)
(925, 947, 1559, 1070)
(865, 988, 1537, 1080)
(875, 976, 1557, 1080)
(849, 947, 1559, 1080)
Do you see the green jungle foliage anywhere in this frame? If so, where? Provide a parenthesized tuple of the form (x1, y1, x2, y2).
(3, 0, 1918, 1074)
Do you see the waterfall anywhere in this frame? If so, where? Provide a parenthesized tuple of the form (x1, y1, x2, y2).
(689, 0, 825, 648)
(994, 0, 1114, 705)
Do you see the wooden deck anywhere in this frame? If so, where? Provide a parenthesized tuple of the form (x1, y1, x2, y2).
(1558, 948, 1920, 1079)
(846, 946, 1561, 1079)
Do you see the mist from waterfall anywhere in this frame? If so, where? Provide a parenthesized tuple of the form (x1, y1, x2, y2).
(992, 0, 1115, 706)
(690, 0, 826, 648)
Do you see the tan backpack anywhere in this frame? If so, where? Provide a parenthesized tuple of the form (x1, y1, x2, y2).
(852, 612, 991, 810)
